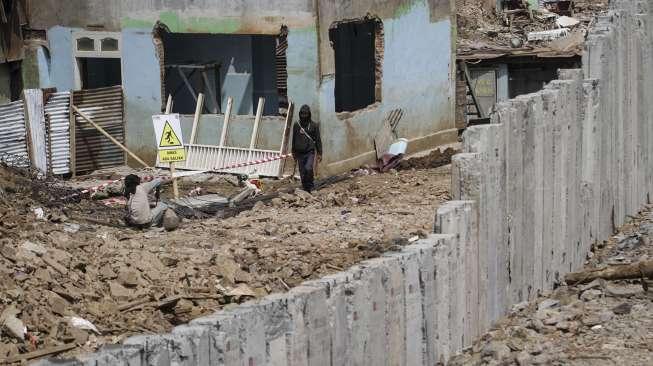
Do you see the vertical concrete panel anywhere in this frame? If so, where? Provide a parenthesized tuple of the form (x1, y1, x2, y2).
(382, 256, 406, 366)
(311, 271, 358, 366)
(518, 95, 536, 300)
(361, 262, 386, 366)
(532, 95, 546, 293)
(346, 266, 370, 366)
(413, 240, 437, 365)
(505, 100, 526, 303)
(435, 200, 478, 349)
(539, 90, 556, 290)
(190, 310, 250, 365)
(432, 234, 455, 362)
(397, 249, 422, 366)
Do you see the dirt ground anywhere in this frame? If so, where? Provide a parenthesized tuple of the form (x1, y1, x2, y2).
(450, 207, 653, 366)
(0, 152, 452, 362)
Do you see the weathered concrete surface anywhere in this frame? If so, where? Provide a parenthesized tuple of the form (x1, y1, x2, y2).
(30, 0, 457, 176)
(35, 1, 653, 365)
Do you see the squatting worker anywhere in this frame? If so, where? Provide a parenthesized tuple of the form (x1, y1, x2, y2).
(292, 105, 322, 193)
(123, 174, 168, 228)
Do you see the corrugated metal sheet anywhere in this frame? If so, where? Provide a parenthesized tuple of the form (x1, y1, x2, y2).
(44, 91, 71, 175)
(72, 86, 125, 173)
(0, 100, 28, 167)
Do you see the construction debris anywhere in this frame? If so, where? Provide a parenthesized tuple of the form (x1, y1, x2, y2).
(456, 0, 608, 56)
(565, 260, 653, 285)
(449, 207, 653, 366)
(0, 148, 454, 360)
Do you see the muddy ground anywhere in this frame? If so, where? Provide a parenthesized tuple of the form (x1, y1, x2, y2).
(0, 151, 452, 362)
(450, 207, 653, 366)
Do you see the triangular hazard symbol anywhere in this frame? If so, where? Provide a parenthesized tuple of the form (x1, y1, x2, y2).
(159, 121, 182, 147)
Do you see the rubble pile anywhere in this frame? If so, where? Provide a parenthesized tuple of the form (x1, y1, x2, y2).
(449, 207, 653, 366)
(0, 156, 452, 361)
(456, 0, 609, 54)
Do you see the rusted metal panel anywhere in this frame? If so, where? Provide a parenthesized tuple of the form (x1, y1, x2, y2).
(44, 91, 71, 175)
(72, 86, 125, 173)
(0, 100, 28, 167)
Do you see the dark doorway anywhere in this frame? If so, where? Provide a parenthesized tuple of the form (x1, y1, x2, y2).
(330, 18, 381, 113)
(78, 58, 122, 89)
(161, 32, 283, 116)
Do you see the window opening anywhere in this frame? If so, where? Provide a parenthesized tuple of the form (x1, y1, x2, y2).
(160, 29, 287, 116)
(72, 32, 122, 90)
(329, 17, 383, 113)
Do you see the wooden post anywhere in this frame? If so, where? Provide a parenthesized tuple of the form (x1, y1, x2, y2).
(72, 105, 149, 167)
(165, 95, 179, 199)
(215, 96, 233, 169)
(189, 93, 205, 145)
(69, 92, 76, 177)
(246, 97, 265, 165)
(279, 101, 294, 177)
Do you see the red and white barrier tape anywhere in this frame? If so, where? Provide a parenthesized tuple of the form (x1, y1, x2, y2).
(211, 153, 293, 171)
(61, 153, 294, 202)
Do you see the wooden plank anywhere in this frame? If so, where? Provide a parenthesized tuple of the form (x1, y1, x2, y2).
(189, 93, 205, 145)
(69, 92, 76, 177)
(165, 95, 179, 199)
(178, 67, 198, 102)
(0, 343, 77, 364)
(215, 96, 233, 169)
(201, 70, 218, 114)
(72, 105, 149, 168)
(279, 101, 294, 177)
(247, 97, 265, 164)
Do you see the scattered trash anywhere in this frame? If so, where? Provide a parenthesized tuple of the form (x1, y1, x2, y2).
(66, 316, 101, 335)
(379, 138, 408, 172)
(33, 207, 45, 220)
(63, 223, 80, 233)
(527, 28, 570, 42)
(556, 16, 580, 28)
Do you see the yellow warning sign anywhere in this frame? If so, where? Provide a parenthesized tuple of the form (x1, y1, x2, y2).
(159, 121, 183, 148)
(159, 148, 186, 162)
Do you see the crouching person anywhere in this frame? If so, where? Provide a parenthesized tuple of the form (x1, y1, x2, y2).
(123, 174, 176, 229)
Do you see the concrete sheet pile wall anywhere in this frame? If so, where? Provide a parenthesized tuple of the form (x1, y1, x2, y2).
(36, 1, 653, 365)
(445, 0, 653, 339)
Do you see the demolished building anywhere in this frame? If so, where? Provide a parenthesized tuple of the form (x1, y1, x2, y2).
(11, 0, 458, 176)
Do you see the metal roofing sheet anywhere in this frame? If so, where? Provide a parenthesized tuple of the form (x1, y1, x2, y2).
(44, 91, 71, 175)
(72, 86, 125, 173)
(0, 100, 28, 167)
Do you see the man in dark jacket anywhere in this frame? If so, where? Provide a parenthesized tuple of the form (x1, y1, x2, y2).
(292, 105, 322, 193)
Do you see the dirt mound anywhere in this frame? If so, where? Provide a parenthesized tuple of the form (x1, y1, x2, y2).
(0, 162, 451, 362)
(398, 147, 458, 171)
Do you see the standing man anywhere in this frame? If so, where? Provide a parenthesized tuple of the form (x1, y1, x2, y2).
(292, 105, 322, 193)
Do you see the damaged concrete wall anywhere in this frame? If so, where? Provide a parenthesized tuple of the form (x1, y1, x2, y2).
(28, 0, 457, 173)
(33, 1, 653, 365)
(318, 0, 457, 174)
(447, 0, 653, 332)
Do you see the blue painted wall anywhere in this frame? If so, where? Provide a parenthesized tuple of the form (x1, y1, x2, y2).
(318, 1, 455, 173)
(39, 0, 455, 173)
(121, 28, 164, 163)
(46, 26, 76, 92)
